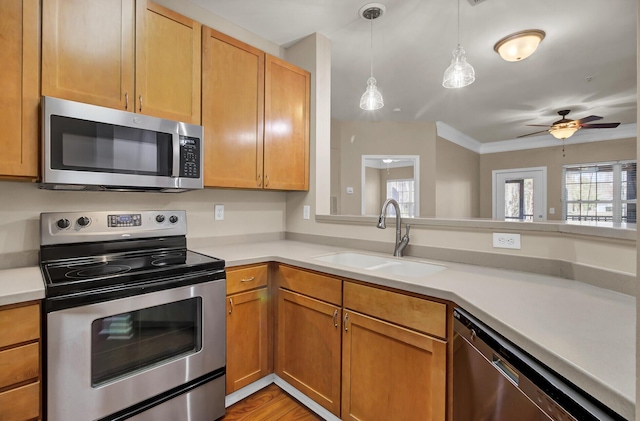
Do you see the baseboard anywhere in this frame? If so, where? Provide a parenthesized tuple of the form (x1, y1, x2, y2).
(224, 374, 341, 421)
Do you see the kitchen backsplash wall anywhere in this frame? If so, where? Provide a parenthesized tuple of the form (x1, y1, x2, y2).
(0, 181, 286, 265)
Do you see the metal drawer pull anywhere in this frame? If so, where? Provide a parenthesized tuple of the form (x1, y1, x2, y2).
(240, 277, 255, 282)
(125, 92, 129, 110)
(139, 95, 143, 112)
(343, 313, 349, 331)
(265, 175, 269, 187)
(228, 298, 233, 314)
(257, 174, 262, 187)
(333, 309, 338, 327)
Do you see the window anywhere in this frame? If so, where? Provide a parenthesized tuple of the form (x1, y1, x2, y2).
(386, 179, 415, 218)
(563, 161, 636, 223)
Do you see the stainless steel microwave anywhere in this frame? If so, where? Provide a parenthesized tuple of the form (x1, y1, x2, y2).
(41, 96, 204, 192)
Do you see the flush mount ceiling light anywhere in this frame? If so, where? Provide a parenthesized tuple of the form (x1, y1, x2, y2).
(494, 30, 545, 62)
(359, 3, 385, 110)
(442, 0, 475, 89)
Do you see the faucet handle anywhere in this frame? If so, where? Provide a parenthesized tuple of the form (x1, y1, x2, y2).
(405, 224, 411, 236)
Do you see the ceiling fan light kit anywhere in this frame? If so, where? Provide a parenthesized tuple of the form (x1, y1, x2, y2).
(494, 29, 545, 62)
(550, 125, 579, 140)
(443, 0, 475, 88)
(359, 3, 385, 110)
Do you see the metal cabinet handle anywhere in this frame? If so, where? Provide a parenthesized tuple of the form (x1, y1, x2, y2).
(125, 92, 129, 110)
(257, 174, 262, 187)
(343, 313, 349, 332)
(228, 298, 233, 314)
(333, 309, 338, 327)
(139, 95, 143, 112)
(265, 175, 269, 187)
(240, 276, 255, 283)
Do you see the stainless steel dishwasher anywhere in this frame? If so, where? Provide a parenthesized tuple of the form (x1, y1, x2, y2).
(453, 307, 625, 421)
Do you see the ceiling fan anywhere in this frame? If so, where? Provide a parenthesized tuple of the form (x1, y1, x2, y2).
(518, 110, 621, 140)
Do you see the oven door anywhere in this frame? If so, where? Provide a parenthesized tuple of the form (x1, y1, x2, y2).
(46, 278, 225, 421)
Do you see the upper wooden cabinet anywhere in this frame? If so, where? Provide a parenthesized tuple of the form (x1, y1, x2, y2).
(202, 28, 310, 191)
(0, 0, 40, 179)
(264, 55, 310, 191)
(42, 0, 201, 124)
(135, 1, 201, 123)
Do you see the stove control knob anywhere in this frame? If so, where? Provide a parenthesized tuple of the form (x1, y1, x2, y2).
(156, 215, 165, 223)
(169, 215, 178, 224)
(77, 216, 91, 227)
(56, 218, 70, 229)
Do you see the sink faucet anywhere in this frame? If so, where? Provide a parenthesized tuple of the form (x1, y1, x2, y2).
(377, 198, 410, 257)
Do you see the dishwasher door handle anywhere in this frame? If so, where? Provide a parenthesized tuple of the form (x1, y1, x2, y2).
(492, 354, 520, 385)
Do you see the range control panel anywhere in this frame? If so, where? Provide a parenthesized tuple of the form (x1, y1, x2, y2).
(40, 210, 187, 246)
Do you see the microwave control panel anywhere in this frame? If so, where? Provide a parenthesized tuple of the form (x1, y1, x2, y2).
(179, 136, 201, 178)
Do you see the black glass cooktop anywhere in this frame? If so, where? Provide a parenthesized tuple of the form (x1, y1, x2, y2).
(41, 248, 225, 298)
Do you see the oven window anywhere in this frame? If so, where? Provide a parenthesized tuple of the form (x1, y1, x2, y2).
(50, 115, 172, 176)
(91, 297, 202, 387)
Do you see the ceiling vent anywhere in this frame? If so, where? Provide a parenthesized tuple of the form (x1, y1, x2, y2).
(467, 0, 487, 5)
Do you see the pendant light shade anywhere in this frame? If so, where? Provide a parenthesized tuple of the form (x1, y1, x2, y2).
(359, 4, 385, 111)
(360, 77, 384, 110)
(443, 0, 475, 89)
(442, 45, 475, 88)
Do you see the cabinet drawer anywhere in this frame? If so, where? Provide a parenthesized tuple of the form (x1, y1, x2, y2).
(278, 265, 342, 306)
(0, 303, 39, 349)
(344, 282, 446, 339)
(226, 264, 268, 295)
(0, 342, 39, 390)
(0, 381, 40, 421)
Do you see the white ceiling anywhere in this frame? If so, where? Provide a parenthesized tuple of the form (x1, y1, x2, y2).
(192, 0, 637, 143)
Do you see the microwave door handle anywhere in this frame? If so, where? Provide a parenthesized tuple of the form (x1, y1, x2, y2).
(171, 133, 180, 178)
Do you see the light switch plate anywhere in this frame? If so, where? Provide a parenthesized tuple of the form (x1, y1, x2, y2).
(214, 204, 224, 221)
(303, 205, 310, 220)
(346, 187, 354, 194)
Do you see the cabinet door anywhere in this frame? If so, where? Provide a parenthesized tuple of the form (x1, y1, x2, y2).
(202, 27, 264, 188)
(135, 0, 201, 124)
(276, 289, 341, 416)
(42, 0, 135, 110)
(226, 288, 269, 393)
(264, 55, 310, 191)
(0, 0, 39, 179)
(342, 311, 446, 421)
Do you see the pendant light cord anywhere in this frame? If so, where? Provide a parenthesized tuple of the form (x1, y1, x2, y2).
(370, 14, 374, 78)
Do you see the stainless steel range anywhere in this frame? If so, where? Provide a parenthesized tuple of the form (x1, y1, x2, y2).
(40, 210, 226, 421)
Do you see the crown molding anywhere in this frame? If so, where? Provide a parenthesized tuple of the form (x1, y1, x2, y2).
(436, 121, 637, 155)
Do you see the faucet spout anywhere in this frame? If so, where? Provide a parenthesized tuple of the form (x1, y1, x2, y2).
(377, 199, 410, 257)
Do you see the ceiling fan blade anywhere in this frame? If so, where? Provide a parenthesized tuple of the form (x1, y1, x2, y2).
(517, 129, 549, 138)
(580, 122, 621, 129)
(525, 124, 552, 127)
(575, 115, 603, 124)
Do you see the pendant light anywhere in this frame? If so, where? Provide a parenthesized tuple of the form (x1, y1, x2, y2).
(442, 0, 475, 88)
(359, 4, 384, 110)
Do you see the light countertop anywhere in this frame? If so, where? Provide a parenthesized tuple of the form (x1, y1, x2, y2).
(193, 240, 635, 420)
(1, 240, 634, 419)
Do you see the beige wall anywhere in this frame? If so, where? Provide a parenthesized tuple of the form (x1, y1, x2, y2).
(479, 138, 637, 219)
(435, 137, 480, 218)
(331, 120, 437, 216)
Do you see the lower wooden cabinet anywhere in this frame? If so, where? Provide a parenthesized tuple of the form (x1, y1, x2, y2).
(276, 289, 342, 416)
(225, 264, 271, 394)
(0, 301, 41, 421)
(341, 310, 447, 421)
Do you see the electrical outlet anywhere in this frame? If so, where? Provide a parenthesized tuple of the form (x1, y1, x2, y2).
(214, 204, 224, 221)
(492, 233, 521, 249)
(303, 205, 310, 220)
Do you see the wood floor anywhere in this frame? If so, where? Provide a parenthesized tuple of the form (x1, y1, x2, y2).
(220, 384, 324, 421)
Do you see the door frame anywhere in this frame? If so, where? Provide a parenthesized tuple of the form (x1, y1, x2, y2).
(492, 166, 547, 221)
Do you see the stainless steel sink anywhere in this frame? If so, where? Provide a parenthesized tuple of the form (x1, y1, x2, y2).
(313, 252, 446, 277)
